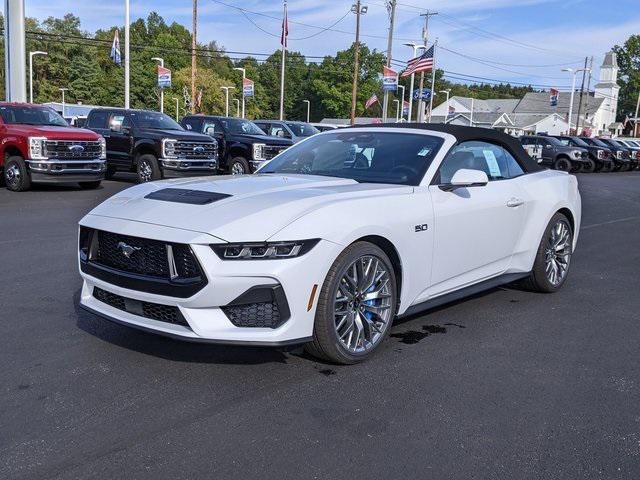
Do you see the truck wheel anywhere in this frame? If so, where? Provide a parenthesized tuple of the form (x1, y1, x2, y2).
(78, 181, 102, 190)
(581, 159, 595, 173)
(553, 157, 571, 172)
(137, 154, 161, 183)
(229, 157, 250, 175)
(4, 156, 31, 192)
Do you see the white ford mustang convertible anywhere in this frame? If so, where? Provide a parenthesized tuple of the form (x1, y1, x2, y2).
(78, 124, 581, 364)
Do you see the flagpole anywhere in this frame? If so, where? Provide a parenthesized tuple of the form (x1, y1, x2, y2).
(428, 39, 437, 123)
(124, 0, 130, 108)
(279, 0, 287, 121)
(382, 0, 397, 123)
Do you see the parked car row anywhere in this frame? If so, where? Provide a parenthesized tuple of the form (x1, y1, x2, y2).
(518, 134, 640, 173)
(0, 102, 324, 191)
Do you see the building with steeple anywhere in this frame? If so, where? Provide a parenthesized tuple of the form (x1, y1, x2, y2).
(593, 51, 621, 134)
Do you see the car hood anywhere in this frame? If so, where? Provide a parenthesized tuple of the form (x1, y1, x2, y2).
(8, 125, 100, 140)
(85, 174, 411, 242)
(226, 133, 293, 146)
(137, 128, 213, 142)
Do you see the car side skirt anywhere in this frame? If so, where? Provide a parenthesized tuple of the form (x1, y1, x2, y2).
(398, 272, 529, 319)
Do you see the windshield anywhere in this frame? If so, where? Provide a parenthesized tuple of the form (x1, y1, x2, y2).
(587, 138, 610, 148)
(0, 105, 68, 127)
(544, 136, 563, 146)
(286, 122, 319, 137)
(564, 137, 589, 147)
(259, 131, 444, 186)
(132, 111, 183, 130)
(219, 118, 265, 135)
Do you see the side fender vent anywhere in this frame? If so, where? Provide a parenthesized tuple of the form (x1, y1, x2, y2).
(145, 188, 231, 205)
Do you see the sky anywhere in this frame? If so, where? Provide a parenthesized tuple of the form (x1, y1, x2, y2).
(15, 0, 640, 91)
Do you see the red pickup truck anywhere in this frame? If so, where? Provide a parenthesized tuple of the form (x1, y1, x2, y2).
(0, 103, 106, 191)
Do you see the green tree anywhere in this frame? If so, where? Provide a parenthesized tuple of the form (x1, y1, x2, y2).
(613, 35, 640, 120)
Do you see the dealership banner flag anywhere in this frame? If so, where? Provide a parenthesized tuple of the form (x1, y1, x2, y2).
(550, 88, 559, 107)
(382, 66, 398, 92)
(365, 93, 379, 110)
(157, 65, 171, 89)
(448, 104, 456, 117)
(243, 78, 255, 97)
(110, 29, 121, 65)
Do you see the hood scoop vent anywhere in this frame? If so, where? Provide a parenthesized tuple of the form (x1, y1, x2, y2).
(145, 188, 231, 205)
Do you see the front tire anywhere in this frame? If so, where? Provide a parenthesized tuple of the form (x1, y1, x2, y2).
(4, 156, 31, 191)
(305, 242, 397, 364)
(581, 158, 595, 173)
(137, 154, 162, 183)
(553, 157, 571, 172)
(229, 157, 250, 175)
(521, 212, 573, 293)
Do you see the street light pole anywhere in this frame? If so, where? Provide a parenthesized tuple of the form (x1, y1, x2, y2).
(403, 43, 425, 122)
(124, 0, 130, 108)
(29, 51, 47, 103)
(151, 57, 164, 113)
(417, 11, 437, 123)
(234, 67, 246, 119)
(397, 85, 405, 121)
(303, 99, 310, 122)
(234, 99, 240, 117)
(59, 88, 69, 117)
(350, 2, 367, 126)
(173, 97, 180, 121)
(221, 86, 235, 117)
(563, 67, 590, 134)
(439, 89, 450, 124)
(393, 99, 400, 122)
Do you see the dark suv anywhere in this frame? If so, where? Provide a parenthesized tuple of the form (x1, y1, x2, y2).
(598, 138, 638, 171)
(519, 135, 590, 172)
(181, 115, 292, 174)
(86, 109, 217, 183)
(579, 137, 630, 172)
(553, 136, 614, 172)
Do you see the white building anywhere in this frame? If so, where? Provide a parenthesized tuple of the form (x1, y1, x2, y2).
(430, 51, 620, 137)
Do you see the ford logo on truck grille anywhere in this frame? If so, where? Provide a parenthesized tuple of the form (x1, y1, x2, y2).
(193, 146, 205, 154)
(69, 145, 85, 153)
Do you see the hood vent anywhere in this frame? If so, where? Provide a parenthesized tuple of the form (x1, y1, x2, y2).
(145, 188, 231, 205)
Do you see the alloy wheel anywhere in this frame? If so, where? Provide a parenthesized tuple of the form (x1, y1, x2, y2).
(333, 255, 393, 354)
(5, 164, 20, 189)
(231, 162, 245, 175)
(139, 161, 153, 182)
(544, 220, 572, 286)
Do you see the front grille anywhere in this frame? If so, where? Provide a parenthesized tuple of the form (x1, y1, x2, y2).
(263, 145, 289, 160)
(581, 151, 588, 158)
(173, 141, 217, 159)
(222, 301, 282, 328)
(45, 140, 103, 160)
(96, 231, 170, 278)
(93, 287, 188, 327)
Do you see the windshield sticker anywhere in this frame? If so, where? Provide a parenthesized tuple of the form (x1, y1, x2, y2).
(483, 150, 501, 177)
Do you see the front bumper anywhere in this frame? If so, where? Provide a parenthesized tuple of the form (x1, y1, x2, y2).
(78, 216, 341, 345)
(26, 158, 106, 183)
(160, 158, 218, 178)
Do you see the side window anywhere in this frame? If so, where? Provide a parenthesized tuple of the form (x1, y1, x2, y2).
(109, 114, 130, 130)
(202, 119, 222, 134)
(438, 141, 525, 184)
(269, 124, 285, 137)
(87, 110, 109, 129)
(182, 117, 201, 132)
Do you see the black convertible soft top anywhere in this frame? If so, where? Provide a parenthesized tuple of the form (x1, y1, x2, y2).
(360, 122, 543, 173)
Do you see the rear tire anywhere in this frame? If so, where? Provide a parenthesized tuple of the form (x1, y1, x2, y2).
(78, 181, 101, 190)
(229, 156, 250, 175)
(137, 154, 162, 183)
(305, 242, 397, 364)
(3, 156, 31, 192)
(553, 157, 571, 172)
(521, 212, 573, 293)
(581, 158, 595, 173)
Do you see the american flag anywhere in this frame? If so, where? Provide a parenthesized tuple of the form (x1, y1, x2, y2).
(401, 45, 434, 77)
(365, 94, 379, 110)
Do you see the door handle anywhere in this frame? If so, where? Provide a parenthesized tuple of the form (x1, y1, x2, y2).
(506, 198, 524, 208)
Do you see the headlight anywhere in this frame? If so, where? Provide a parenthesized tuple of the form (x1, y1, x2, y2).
(252, 143, 266, 161)
(616, 151, 623, 159)
(98, 137, 106, 159)
(211, 239, 319, 260)
(28, 137, 48, 160)
(572, 150, 582, 159)
(162, 138, 177, 159)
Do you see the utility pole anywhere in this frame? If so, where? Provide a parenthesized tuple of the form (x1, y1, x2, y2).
(581, 56, 594, 133)
(3, 0, 27, 102)
(221, 86, 235, 117)
(417, 11, 437, 122)
(382, 0, 397, 123)
(124, 0, 130, 108)
(428, 39, 438, 122)
(279, 0, 288, 121)
(350, 2, 367, 126)
(575, 56, 588, 135)
(191, 0, 198, 113)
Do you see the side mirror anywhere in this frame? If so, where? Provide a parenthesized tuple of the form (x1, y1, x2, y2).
(440, 169, 489, 192)
(205, 126, 215, 136)
(110, 123, 122, 133)
(185, 124, 192, 131)
(276, 130, 286, 138)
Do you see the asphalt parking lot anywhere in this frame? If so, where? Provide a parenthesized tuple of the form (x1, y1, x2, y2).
(1, 172, 640, 479)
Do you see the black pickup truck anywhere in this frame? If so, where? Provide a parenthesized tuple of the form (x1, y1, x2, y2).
(552, 135, 614, 172)
(181, 115, 293, 174)
(519, 135, 591, 172)
(85, 108, 217, 183)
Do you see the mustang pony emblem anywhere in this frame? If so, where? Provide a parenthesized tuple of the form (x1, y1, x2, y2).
(117, 241, 141, 258)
